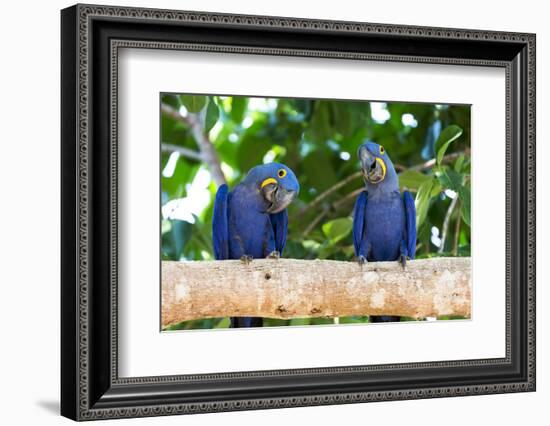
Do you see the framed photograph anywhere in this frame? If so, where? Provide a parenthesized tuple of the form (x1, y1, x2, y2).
(61, 4, 536, 421)
(159, 94, 472, 332)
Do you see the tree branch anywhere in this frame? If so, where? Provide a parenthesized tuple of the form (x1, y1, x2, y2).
(161, 257, 471, 326)
(333, 187, 365, 210)
(161, 143, 204, 162)
(452, 200, 462, 256)
(439, 195, 459, 254)
(301, 209, 328, 237)
(408, 151, 467, 172)
(161, 103, 226, 186)
(297, 171, 362, 217)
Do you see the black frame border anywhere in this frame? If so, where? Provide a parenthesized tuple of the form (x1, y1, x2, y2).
(61, 4, 535, 420)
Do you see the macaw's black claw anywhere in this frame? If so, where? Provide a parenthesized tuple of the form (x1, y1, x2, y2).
(399, 255, 409, 270)
(267, 251, 280, 259)
(355, 255, 367, 265)
(240, 255, 253, 264)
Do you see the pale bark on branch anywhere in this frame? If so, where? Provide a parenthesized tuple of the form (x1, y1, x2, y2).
(161, 103, 226, 186)
(162, 257, 471, 327)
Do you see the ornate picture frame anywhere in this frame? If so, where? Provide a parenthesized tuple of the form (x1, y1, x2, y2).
(61, 4, 535, 420)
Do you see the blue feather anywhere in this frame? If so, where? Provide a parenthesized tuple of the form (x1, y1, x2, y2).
(212, 184, 229, 260)
(403, 190, 417, 259)
(363, 192, 404, 261)
(270, 210, 288, 254)
(352, 190, 368, 257)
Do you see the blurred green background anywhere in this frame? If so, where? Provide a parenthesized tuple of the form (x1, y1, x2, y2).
(160, 94, 471, 330)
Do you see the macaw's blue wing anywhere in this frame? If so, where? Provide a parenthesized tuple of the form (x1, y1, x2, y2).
(212, 184, 230, 260)
(352, 190, 368, 256)
(269, 210, 288, 254)
(403, 190, 416, 259)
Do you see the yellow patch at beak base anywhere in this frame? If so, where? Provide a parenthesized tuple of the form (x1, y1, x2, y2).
(260, 177, 278, 189)
(376, 157, 387, 180)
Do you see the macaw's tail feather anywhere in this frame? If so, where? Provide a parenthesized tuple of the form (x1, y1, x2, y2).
(230, 317, 263, 328)
(370, 315, 401, 323)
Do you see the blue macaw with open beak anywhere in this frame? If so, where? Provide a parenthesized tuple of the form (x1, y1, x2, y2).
(352, 141, 416, 323)
(212, 162, 300, 328)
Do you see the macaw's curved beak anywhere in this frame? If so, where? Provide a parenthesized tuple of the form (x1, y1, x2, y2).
(262, 183, 297, 214)
(359, 147, 386, 184)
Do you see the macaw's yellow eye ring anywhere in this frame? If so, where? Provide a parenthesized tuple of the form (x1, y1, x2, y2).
(278, 169, 287, 178)
(379, 146, 385, 154)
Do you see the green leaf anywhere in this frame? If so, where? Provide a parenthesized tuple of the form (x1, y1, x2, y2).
(214, 317, 231, 328)
(230, 97, 247, 123)
(415, 178, 434, 229)
(161, 113, 177, 142)
(458, 185, 471, 226)
(161, 94, 180, 109)
(332, 103, 352, 138)
(263, 318, 291, 327)
(161, 219, 172, 235)
(430, 180, 442, 197)
(398, 169, 432, 191)
(306, 101, 333, 143)
(216, 139, 239, 170)
(302, 149, 337, 192)
(454, 153, 466, 173)
(161, 219, 192, 261)
(435, 125, 463, 165)
(339, 316, 370, 324)
(179, 95, 206, 113)
(318, 244, 339, 260)
(162, 158, 199, 199)
(322, 218, 353, 243)
(161, 112, 189, 145)
(342, 245, 356, 257)
(289, 318, 311, 326)
(309, 318, 334, 325)
(302, 239, 321, 252)
(437, 315, 467, 320)
(205, 98, 220, 132)
(437, 168, 463, 192)
(237, 134, 272, 172)
(185, 214, 214, 258)
(289, 99, 313, 120)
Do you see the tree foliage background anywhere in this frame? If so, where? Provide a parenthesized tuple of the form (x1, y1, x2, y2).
(160, 94, 471, 330)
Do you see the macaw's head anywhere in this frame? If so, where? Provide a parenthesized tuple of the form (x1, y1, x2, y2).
(243, 162, 300, 213)
(357, 141, 398, 187)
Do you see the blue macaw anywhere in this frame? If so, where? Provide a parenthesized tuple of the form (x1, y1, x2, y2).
(352, 141, 416, 323)
(212, 162, 300, 328)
